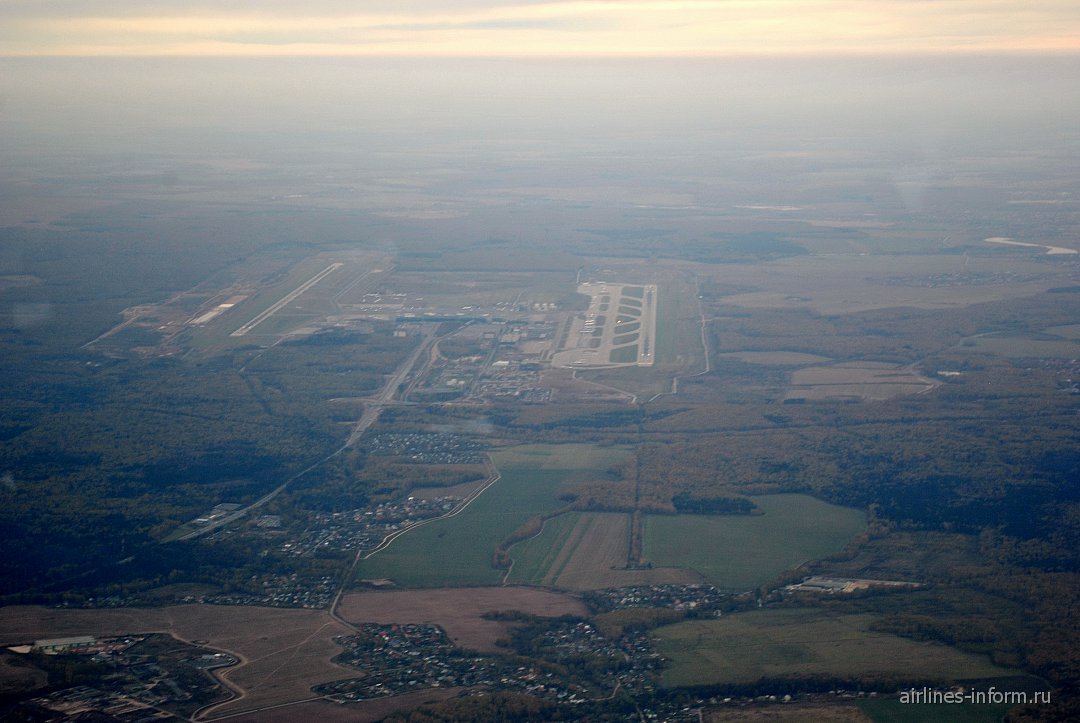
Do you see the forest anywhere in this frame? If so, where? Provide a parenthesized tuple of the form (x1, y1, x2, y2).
(3, 224, 1080, 718)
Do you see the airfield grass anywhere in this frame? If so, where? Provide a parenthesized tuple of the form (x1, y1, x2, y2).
(655, 608, 1019, 688)
(644, 494, 866, 591)
(653, 274, 700, 369)
(181, 253, 383, 355)
(354, 444, 631, 588)
(578, 273, 701, 396)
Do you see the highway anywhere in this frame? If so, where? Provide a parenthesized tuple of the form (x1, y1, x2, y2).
(346, 325, 435, 446)
(176, 325, 436, 541)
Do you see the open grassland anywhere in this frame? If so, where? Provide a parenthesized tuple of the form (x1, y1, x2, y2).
(509, 512, 627, 588)
(709, 253, 1069, 315)
(0, 604, 353, 718)
(653, 273, 699, 369)
(387, 270, 572, 309)
(609, 344, 640, 363)
(655, 609, 1020, 688)
(186, 253, 366, 350)
(714, 351, 833, 365)
(644, 495, 866, 591)
(508, 512, 703, 590)
(491, 443, 631, 471)
(227, 689, 468, 723)
(580, 270, 703, 397)
(962, 335, 1080, 359)
(507, 511, 595, 585)
(538, 368, 636, 401)
(786, 362, 938, 402)
(354, 445, 631, 588)
(708, 704, 873, 722)
(1044, 323, 1080, 340)
(337, 587, 587, 652)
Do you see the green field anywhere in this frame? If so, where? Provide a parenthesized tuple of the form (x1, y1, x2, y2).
(507, 512, 589, 585)
(505, 494, 866, 591)
(653, 274, 700, 368)
(963, 335, 1080, 359)
(644, 494, 866, 590)
(506, 511, 641, 589)
(1044, 323, 1080, 340)
(858, 699, 1011, 723)
(655, 608, 1020, 688)
(354, 445, 631, 588)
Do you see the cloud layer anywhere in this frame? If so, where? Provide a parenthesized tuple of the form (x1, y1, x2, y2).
(2, 0, 1078, 56)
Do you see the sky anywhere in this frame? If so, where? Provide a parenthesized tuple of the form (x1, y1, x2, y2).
(1, 0, 1079, 57)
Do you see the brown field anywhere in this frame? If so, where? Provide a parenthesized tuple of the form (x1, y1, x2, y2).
(226, 688, 468, 723)
(540, 367, 636, 401)
(706, 703, 871, 722)
(0, 605, 354, 719)
(0, 651, 47, 694)
(336, 587, 588, 652)
(786, 362, 937, 401)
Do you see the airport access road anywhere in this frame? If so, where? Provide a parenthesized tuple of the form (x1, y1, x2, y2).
(176, 325, 436, 541)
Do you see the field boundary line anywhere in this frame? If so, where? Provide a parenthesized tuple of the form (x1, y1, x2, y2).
(358, 458, 501, 561)
(501, 513, 556, 585)
(329, 457, 503, 625)
(546, 514, 594, 586)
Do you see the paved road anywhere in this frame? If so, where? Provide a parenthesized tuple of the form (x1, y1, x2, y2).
(230, 262, 343, 337)
(177, 326, 436, 541)
(328, 458, 501, 629)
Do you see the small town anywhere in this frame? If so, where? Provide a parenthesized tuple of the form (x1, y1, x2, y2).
(314, 620, 661, 705)
(587, 584, 736, 614)
(282, 495, 463, 558)
(8, 634, 234, 721)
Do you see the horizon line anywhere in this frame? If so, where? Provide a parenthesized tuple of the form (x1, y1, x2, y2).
(4, 48, 1080, 60)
